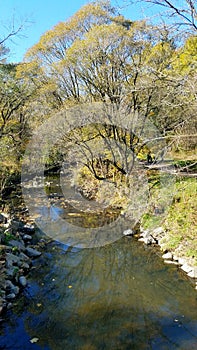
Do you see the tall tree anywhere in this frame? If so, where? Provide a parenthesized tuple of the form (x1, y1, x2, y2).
(127, 0, 197, 32)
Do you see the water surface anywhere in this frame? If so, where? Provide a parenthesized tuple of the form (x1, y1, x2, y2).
(0, 176, 197, 349)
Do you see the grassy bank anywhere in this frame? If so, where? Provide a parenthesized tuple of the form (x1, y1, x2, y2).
(142, 176, 197, 265)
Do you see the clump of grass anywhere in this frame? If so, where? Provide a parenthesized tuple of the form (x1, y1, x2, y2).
(141, 173, 196, 264)
(1, 231, 15, 245)
(162, 177, 196, 260)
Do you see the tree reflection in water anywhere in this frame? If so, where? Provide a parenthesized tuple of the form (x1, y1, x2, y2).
(0, 237, 197, 350)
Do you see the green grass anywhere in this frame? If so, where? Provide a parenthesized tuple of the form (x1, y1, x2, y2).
(143, 175, 197, 263)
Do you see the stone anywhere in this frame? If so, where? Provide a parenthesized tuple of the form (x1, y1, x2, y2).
(6, 253, 20, 268)
(0, 305, 4, 315)
(25, 247, 41, 258)
(181, 264, 193, 274)
(178, 258, 187, 265)
(20, 262, 30, 270)
(141, 230, 150, 238)
(173, 255, 179, 261)
(23, 234, 33, 241)
(19, 252, 30, 262)
(6, 293, 16, 300)
(144, 236, 156, 245)
(187, 267, 197, 279)
(162, 252, 173, 260)
(22, 224, 35, 234)
(123, 229, 134, 236)
(8, 240, 26, 252)
(0, 214, 7, 224)
(5, 280, 15, 290)
(19, 276, 27, 287)
(10, 220, 23, 231)
(152, 227, 164, 237)
(164, 260, 179, 265)
(13, 285, 19, 295)
(6, 267, 18, 278)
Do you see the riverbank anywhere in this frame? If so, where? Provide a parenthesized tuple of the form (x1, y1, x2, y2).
(0, 212, 49, 318)
(138, 176, 197, 290)
(137, 225, 197, 290)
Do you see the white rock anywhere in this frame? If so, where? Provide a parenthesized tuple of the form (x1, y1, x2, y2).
(187, 267, 197, 278)
(123, 229, 134, 236)
(173, 255, 179, 261)
(164, 260, 179, 265)
(162, 252, 173, 260)
(141, 230, 150, 238)
(178, 258, 187, 265)
(181, 264, 193, 273)
(152, 227, 164, 236)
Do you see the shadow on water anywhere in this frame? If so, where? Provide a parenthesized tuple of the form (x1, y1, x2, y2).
(0, 238, 197, 350)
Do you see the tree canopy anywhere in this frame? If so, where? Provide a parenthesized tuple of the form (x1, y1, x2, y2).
(0, 0, 196, 195)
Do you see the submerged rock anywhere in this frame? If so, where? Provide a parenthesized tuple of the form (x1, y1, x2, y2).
(25, 247, 41, 258)
(6, 293, 16, 300)
(19, 276, 27, 288)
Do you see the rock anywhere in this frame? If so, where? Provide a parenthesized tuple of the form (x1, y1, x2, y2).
(19, 276, 27, 287)
(13, 285, 19, 295)
(141, 230, 150, 238)
(10, 220, 23, 231)
(143, 235, 156, 245)
(0, 306, 4, 315)
(164, 260, 179, 265)
(6, 253, 20, 268)
(5, 280, 19, 295)
(178, 258, 187, 265)
(123, 229, 134, 236)
(22, 224, 35, 234)
(0, 213, 7, 224)
(25, 247, 41, 258)
(20, 262, 30, 270)
(8, 240, 26, 252)
(152, 227, 164, 236)
(23, 234, 32, 241)
(4, 228, 12, 235)
(19, 252, 30, 262)
(181, 264, 193, 274)
(187, 267, 197, 278)
(162, 252, 173, 260)
(6, 267, 18, 278)
(143, 237, 152, 245)
(173, 255, 179, 261)
(6, 293, 16, 300)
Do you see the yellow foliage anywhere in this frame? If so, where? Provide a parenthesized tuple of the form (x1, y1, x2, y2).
(173, 35, 197, 74)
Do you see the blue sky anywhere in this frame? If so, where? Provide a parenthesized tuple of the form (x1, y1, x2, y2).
(0, 0, 158, 63)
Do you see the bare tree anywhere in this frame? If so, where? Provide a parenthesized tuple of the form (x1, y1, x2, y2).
(127, 0, 197, 32)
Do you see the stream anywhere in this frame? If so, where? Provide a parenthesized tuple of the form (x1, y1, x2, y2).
(0, 176, 197, 349)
